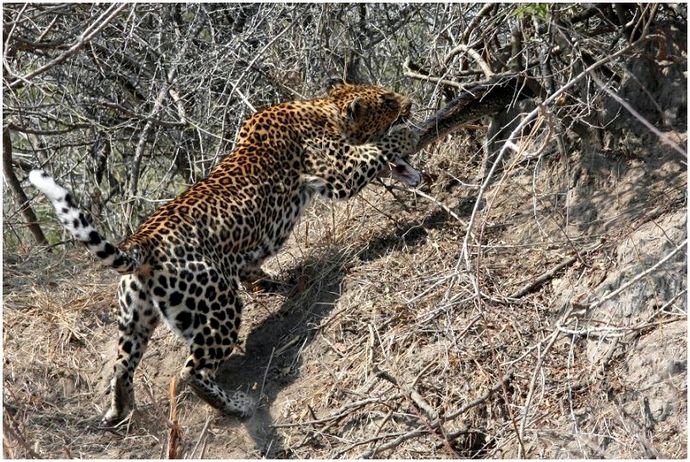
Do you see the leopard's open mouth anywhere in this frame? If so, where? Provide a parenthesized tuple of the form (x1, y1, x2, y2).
(378, 156, 422, 187)
(392, 114, 408, 126)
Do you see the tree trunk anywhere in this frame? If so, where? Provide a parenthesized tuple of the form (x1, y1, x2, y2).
(3, 127, 50, 247)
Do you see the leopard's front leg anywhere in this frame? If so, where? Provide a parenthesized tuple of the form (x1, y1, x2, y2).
(305, 126, 420, 200)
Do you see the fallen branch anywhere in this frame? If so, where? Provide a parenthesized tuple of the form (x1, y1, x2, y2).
(188, 416, 212, 459)
(443, 44, 494, 78)
(413, 74, 532, 151)
(271, 393, 404, 429)
(458, 29, 659, 288)
(403, 58, 468, 90)
(3, 406, 40, 459)
(509, 255, 578, 299)
(590, 71, 687, 159)
(387, 183, 466, 225)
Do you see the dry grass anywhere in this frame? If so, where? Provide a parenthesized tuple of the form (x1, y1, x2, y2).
(3, 129, 686, 458)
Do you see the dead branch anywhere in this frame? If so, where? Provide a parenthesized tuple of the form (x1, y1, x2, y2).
(126, 12, 205, 222)
(509, 255, 578, 299)
(443, 44, 494, 78)
(403, 57, 468, 89)
(387, 183, 466, 224)
(588, 239, 687, 310)
(3, 407, 40, 459)
(7, 4, 128, 89)
(271, 393, 404, 429)
(413, 75, 532, 151)
(590, 71, 687, 159)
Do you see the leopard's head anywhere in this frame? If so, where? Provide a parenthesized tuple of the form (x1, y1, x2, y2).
(326, 79, 412, 144)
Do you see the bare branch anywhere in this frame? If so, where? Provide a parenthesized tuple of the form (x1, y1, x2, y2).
(7, 4, 128, 89)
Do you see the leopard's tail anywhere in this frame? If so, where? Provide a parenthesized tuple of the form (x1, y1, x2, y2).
(29, 170, 139, 274)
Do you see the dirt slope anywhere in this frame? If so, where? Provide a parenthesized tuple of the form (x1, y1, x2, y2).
(4, 115, 686, 457)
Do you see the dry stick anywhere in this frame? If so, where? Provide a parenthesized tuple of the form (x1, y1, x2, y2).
(189, 416, 212, 459)
(414, 404, 459, 459)
(415, 75, 522, 146)
(271, 394, 404, 428)
(420, 395, 460, 458)
(360, 427, 427, 459)
(387, 183, 466, 224)
(227, 19, 297, 112)
(403, 58, 466, 90)
(557, 316, 682, 339)
(458, 33, 658, 289)
(442, 373, 513, 421)
(500, 374, 526, 456)
(126, 16, 204, 223)
(259, 346, 276, 403)
(517, 289, 600, 457)
(167, 377, 182, 459)
(401, 77, 527, 284)
(409, 389, 438, 420)
(432, 427, 484, 451)
(648, 289, 687, 319)
(363, 182, 409, 224)
(517, 325, 563, 458)
(355, 373, 512, 459)
(508, 255, 578, 299)
(443, 44, 494, 78)
(371, 365, 456, 455)
(7, 4, 127, 89)
(588, 239, 687, 310)
(473, 115, 546, 305)
(3, 409, 40, 458)
(137, 375, 167, 435)
(333, 430, 405, 458)
(35, 13, 60, 43)
(370, 349, 447, 443)
(459, 3, 496, 45)
(2, 4, 28, 75)
(3, 128, 50, 246)
(373, 408, 395, 438)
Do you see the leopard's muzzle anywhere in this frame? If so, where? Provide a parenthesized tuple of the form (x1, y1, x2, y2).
(378, 156, 422, 188)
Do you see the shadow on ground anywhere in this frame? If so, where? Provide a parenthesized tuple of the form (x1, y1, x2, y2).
(214, 205, 459, 457)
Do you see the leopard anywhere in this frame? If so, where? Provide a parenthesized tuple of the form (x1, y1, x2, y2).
(29, 79, 421, 425)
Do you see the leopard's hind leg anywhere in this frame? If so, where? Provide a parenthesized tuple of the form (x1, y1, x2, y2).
(239, 262, 289, 294)
(103, 274, 160, 425)
(159, 261, 254, 417)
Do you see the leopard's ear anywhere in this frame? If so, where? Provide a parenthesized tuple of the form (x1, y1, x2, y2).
(325, 77, 346, 94)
